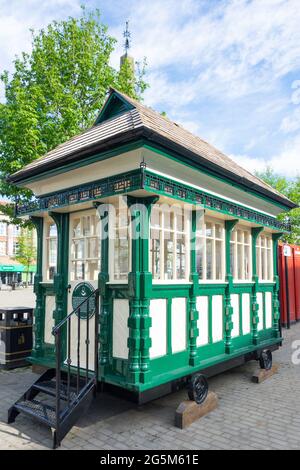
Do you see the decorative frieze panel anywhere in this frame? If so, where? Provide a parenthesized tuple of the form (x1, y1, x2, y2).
(15, 167, 290, 232)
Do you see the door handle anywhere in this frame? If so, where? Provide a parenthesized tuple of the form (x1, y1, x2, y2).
(67, 284, 71, 293)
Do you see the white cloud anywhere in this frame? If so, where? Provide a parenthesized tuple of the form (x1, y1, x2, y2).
(231, 134, 300, 178)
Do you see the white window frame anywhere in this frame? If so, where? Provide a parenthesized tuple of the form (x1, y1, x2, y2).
(256, 233, 273, 282)
(196, 215, 225, 283)
(230, 225, 252, 282)
(108, 204, 131, 284)
(150, 204, 191, 284)
(43, 218, 58, 282)
(69, 210, 100, 282)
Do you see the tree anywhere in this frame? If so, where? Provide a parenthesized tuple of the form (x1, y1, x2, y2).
(256, 167, 300, 244)
(14, 228, 37, 286)
(0, 7, 148, 221)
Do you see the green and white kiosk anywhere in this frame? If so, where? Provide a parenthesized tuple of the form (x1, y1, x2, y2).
(7, 88, 296, 447)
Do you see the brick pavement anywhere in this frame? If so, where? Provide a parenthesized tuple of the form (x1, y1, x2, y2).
(0, 323, 299, 450)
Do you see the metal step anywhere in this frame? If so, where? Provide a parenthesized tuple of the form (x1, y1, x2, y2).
(13, 399, 57, 427)
(33, 381, 78, 402)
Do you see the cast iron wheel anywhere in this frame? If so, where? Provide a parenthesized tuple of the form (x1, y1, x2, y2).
(188, 374, 208, 405)
(259, 350, 273, 370)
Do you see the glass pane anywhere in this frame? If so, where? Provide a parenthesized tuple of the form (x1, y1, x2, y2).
(114, 238, 129, 281)
(196, 215, 205, 236)
(151, 207, 160, 228)
(196, 237, 204, 279)
(82, 216, 91, 236)
(72, 261, 84, 281)
(164, 238, 174, 280)
(150, 236, 161, 280)
(237, 243, 243, 279)
(206, 222, 213, 238)
(244, 245, 250, 280)
(215, 224, 222, 239)
(237, 230, 243, 243)
(230, 242, 235, 277)
(73, 239, 84, 260)
(87, 237, 99, 259)
(163, 210, 173, 231)
(215, 240, 222, 280)
(176, 237, 186, 280)
(86, 260, 100, 281)
(231, 231, 235, 242)
(206, 239, 213, 280)
(49, 239, 57, 265)
(72, 218, 81, 237)
(48, 266, 56, 281)
(267, 249, 273, 280)
(49, 224, 57, 237)
(244, 231, 250, 245)
(261, 248, 266, 280)
(256, 247, 261, 279)
(176, 211, 184, 233)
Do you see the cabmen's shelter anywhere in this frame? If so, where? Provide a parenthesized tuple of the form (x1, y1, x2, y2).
(7, 88, 296, 447)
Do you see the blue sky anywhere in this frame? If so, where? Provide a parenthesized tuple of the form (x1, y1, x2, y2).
(0, 0, 300, 177)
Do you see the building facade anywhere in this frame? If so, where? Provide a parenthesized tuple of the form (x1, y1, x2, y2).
(0, 203, 36, 285)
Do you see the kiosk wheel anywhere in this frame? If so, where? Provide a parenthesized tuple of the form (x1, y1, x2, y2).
(188, 374, 208, 405)
(259, 350, 272, 371)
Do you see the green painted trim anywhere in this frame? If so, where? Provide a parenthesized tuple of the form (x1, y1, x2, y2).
(30, 216, 44, 358)
(94, 91, 135, 125)
(49, 212, 69, 360)
(224, 219, 238, 354)
(251, 226, 264, 345)
(143, 169, 288, 232)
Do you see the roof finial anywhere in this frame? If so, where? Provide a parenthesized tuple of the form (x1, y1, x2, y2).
(123, 21, 131, 57)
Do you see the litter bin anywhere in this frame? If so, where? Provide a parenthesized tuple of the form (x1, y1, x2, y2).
(0, 307, 33, 370)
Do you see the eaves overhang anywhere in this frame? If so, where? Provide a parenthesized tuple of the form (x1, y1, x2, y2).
(8, 126, 297, 212)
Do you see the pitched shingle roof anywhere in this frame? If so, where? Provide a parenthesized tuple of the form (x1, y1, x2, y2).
(8, 88, 296, 209)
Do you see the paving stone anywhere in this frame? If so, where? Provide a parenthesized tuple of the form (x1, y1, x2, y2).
(1, 312, 300, 450)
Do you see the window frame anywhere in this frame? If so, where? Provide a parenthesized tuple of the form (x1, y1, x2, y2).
(150, 204, 191, 284)
(108, 204, 131, 284)
(43, 218, 58, 282)
(196, 215, 226, 283)
(69, 210, 101, 283)
(256, 233, 274, 282)
(230, 225, 252, 282)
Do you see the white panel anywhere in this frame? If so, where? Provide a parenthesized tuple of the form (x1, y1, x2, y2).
(231, 294, 240, 338)
(257, 292, 264, 331)
(212, 295, 223, 343)
(242, 293, 251, 335)
(171, 298, 187, 354)
(149, 299, 167, 359)
(113, 299, 129, 359)
(265, 292, 273, 329)
(196, 296, 209, 346)
(44, 296, 55, 344)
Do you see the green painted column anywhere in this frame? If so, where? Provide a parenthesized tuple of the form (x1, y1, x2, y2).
(189, 209, 200, 366)
(251, 226, 264, 345)
(96, 203, 110, 377)
(224, 219, 239, 354)
(127, 196, 158, 385)
(30, 216, 44, 358)
(49, 212, 69, 357)
(272, 232, 283, 338)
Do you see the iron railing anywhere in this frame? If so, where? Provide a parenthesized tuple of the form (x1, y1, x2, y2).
(52, 288, 99, 436)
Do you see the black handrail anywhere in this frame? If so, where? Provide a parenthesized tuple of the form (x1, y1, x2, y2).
(52, 288, 99, 441)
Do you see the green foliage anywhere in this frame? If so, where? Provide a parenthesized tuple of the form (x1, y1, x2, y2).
(0, 8, 148, 218)
(14, 228, 37, 286)
(256, 167, 300, 244)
